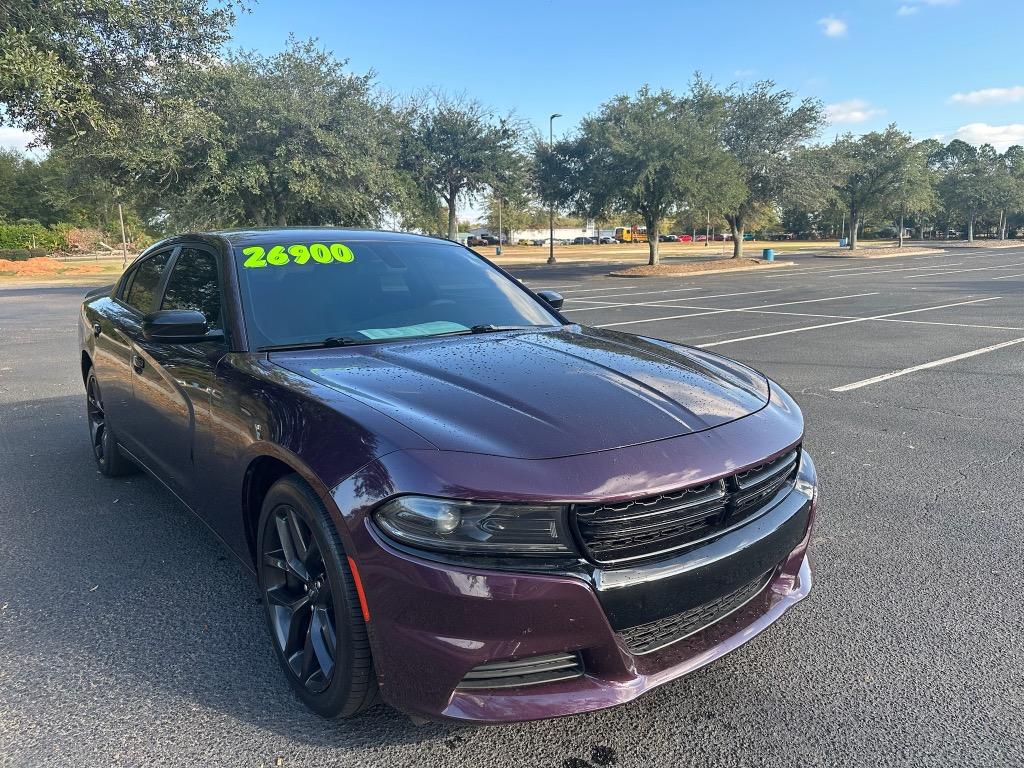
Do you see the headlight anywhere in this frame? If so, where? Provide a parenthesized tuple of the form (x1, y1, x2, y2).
(373, 496, 576, 556)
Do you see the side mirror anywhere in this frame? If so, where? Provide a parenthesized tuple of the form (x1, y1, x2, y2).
(536, 290, 564, 310)
(142, 310, 221, 343)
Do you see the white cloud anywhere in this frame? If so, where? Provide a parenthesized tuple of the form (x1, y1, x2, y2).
(899, 0, 958, 14)
(826, 99, 886, 124)
(818, 16, 847, 37)
(949, 86, 1024, 105)
(0, 126, 37, 153)
(949, 123, 1024, 151)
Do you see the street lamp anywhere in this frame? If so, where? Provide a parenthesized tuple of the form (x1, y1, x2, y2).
(548, 113, 561, 265)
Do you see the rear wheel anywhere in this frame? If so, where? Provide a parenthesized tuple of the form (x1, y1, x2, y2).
(85, 368, 135, 477)
(258, 475, 377, 717)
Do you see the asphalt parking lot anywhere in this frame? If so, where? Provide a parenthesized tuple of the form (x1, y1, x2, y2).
(2, 245, 1023, 767)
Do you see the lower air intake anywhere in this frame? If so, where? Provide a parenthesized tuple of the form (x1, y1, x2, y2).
(619, 569, 775, 655)
(456, 651, 584, 690)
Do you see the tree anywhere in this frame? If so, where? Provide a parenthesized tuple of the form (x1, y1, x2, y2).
(547, 85, 742, 265)
(718, 80, 825, 258)
(889, 141, 937, 247)
(832, 126, 920, 250)
(0, 150, 51, 222)
(484, 194, 534, 243)
(75, 39, 406, 230)
(991, 146, 1024, 240)
(404, 95, 525, 241)
(0, 0, 241, 142)
(934, 140, 995, 242)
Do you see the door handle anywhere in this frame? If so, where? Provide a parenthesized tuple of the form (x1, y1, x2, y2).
(91, 322, 102, 337)
(131, 354, 145, 373)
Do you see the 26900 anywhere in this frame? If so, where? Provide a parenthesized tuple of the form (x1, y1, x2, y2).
(242, 242, 355, 268)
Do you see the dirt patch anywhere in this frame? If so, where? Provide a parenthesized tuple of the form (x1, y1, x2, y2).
(608, 258, 793, 278)
(0, 257, 111, 277)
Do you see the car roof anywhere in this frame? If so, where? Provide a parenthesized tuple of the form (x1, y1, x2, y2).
(205, 227, 454, 249)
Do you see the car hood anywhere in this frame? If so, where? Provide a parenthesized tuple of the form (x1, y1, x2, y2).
(271, 327, 769, 460)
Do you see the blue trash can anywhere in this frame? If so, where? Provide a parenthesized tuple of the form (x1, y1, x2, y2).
(762, 248, 774, 261)
(839, 237, 848, 247)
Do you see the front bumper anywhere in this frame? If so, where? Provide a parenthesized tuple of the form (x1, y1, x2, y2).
(339, 450, 817, 723)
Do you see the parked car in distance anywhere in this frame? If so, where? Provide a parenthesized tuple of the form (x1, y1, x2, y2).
(599, 236, 616, 244)
(695, 234, 708, 242)
(678, 234, 693, 242)
(79, 228, 817, 724)
(571, 236, 596, 245)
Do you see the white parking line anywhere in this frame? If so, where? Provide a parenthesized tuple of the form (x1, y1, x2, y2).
(831, 263, 964, 278)
(593, 293, 879, 328)
(991, 272, 1024, 280)
(564, 288, 784, 312)
(831, 336, 1024, 392)
(696, 296, 1003, 348)
(726, 309, 1024, 332)
(900, 261, 1024, 278)
(565, 286, 706, 301)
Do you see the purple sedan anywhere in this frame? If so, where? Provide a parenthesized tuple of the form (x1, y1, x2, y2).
(79, 229, 817, 723)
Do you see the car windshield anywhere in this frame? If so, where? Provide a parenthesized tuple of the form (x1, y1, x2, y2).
(234, 237, 561, 350)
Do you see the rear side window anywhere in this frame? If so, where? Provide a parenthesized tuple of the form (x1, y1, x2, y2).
(124, 252, 171, 312)
(160, 248, 223, 328)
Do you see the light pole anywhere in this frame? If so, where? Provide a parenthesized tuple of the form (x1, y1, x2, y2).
(497, 195, 502, 256)
(548, 113, 561, 265)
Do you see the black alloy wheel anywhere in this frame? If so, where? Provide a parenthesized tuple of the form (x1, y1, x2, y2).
(86, 371, 106, 464)
(258, 476, 377, 717)
(263, 503, 338, 694)
(85, 368, 134, 477)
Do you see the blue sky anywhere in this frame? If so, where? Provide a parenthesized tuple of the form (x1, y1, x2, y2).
(227, 0, 1024, 150)
(5, 0, 1022, 154)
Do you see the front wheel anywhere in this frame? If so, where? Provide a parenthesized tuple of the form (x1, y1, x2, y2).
(258, 475, 378, 718)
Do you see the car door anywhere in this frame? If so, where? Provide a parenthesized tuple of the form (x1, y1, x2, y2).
(95, 248, 176, 454)
(122, 244, 229, 505)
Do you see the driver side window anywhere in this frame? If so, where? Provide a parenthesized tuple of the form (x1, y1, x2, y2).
(123, 251, 172, 312)
(160, 247, 224, 329)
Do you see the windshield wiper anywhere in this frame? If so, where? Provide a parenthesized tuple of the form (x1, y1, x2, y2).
(469, 324, 540, 334)
(258, 327, 544, 352)
(257, 336, 363, 352)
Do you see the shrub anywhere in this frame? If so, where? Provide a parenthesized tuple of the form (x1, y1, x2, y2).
(0, 222, 67, 251)
(0, 248, 32, 261)
(28, 248, 48, 257)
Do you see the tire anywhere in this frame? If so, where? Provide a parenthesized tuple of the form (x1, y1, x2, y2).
(85, 367, 136, 477)
(257, 475, 378, 718)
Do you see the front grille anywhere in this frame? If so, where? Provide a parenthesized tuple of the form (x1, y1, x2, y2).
(573, 448, 799, 565)
(619, 569, 775, 654)
(455, 652, 584, 690)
